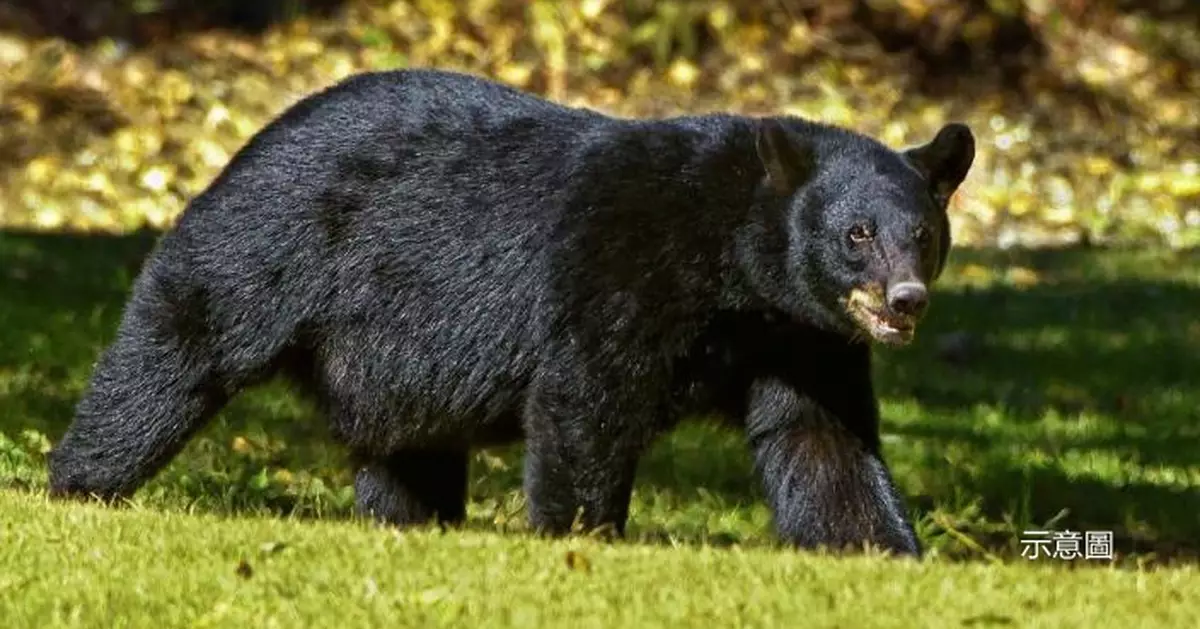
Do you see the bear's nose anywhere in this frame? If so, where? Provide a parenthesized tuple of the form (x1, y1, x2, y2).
(887, 282, 928, 317)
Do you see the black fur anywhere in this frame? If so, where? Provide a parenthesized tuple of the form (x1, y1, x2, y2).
(48, 69, 974, 557)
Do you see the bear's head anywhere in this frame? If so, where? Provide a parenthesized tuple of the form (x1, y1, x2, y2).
(739, 118, 975, 346)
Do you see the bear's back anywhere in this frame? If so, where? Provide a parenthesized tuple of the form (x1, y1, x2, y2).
(148, 71, 620, 446)
(146, 70, 762, 450)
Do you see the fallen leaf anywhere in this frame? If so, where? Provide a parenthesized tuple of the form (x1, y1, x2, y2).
(565, 549, 591, 572)
(235, 559, 253, 579)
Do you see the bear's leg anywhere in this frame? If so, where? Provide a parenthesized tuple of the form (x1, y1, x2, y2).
(744, 374, 921, 557)
(521, 376, 646, 538)
(48, 282, 242, 501)
(353, 449, 470, 527)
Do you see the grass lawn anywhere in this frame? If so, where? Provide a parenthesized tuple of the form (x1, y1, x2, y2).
(3, 490, 1196, 628)
(2, 230, 1198, 627)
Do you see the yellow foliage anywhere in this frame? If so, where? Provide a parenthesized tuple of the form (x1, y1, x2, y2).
(0, 0, 1195, 249)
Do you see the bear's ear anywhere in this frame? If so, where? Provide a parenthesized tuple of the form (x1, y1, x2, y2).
(905, 122, 975, 207)
(755, 118, 814, 196)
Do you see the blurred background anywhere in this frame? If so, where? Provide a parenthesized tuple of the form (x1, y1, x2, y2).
(0, 0, 1197, 246)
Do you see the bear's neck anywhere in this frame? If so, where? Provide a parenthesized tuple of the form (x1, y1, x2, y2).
(568, 114, 775, 315)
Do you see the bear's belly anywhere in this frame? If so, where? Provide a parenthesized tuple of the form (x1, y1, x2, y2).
(303, 317, 538, 453)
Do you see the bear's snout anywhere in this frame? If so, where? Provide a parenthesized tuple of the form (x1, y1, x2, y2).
(886, 281, 928, 318)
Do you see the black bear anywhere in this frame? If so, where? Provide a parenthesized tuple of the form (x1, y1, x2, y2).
(48, 69, 974, 557)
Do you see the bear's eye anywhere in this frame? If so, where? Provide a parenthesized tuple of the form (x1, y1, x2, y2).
(848, 224, 874, 244)
(914, 225, 931, 245)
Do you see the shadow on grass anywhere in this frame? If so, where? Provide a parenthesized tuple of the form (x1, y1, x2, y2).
(0, 229, 1197, 563)
(879, 249, 1199, 418)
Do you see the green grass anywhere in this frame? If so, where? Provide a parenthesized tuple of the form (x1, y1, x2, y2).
(2, 230, 1199, 627)
(3, 490, 1197, 629)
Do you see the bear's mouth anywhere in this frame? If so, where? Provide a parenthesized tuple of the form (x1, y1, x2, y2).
(845, 287, 917, 346)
